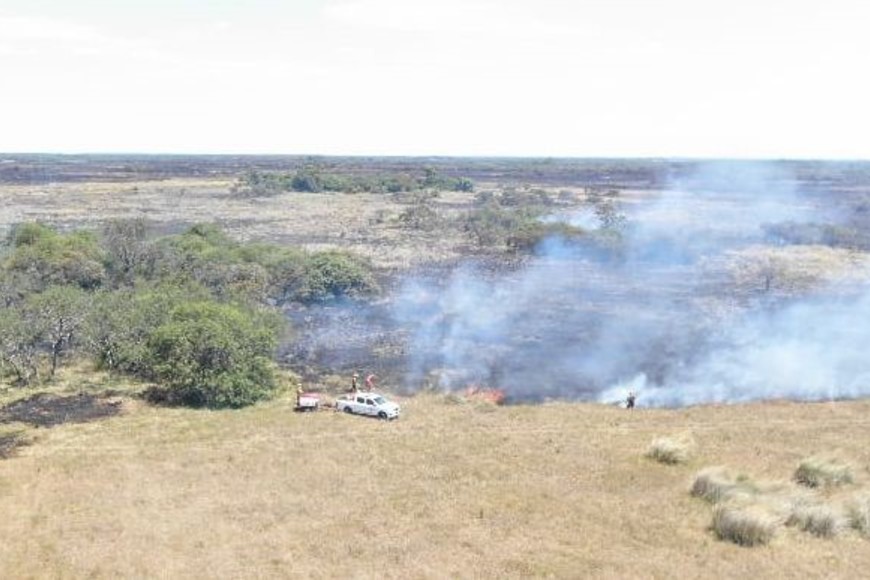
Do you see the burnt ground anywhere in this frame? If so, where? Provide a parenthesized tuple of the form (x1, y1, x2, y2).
(0, 393, 124, 428)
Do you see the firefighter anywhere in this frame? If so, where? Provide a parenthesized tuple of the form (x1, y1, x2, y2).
(296, 385, 305, 407)
(626, 391, 636, 410)
(365, 373, 377, 390)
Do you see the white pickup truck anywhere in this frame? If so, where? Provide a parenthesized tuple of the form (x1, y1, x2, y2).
(335, 392, 401, 420)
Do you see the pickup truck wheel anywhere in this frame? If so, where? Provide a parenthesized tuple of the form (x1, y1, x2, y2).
(378, 411, 388, 420)
(343, 406, 353, 414)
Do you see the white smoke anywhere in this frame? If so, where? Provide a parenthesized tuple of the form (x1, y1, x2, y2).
(391, 161, 870, 406)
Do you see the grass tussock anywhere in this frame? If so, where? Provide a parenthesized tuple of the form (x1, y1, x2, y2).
(690, 467, 760, 503)
(787, 503, 847, 538)
(711, 502, 784, 547)
(846, 494, 870, 537)
(646, 436, 694, 465)
(690, 466, 850, 545)
(794, 456, 854, 488)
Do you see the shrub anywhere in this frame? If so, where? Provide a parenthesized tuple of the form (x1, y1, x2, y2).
(147, 301, 282, 408)
(794, 456, 853, 488)
(787, 503, 846, 538)
(231, 170, 290, 197)
(83, 282, 211, 376)
(712, 502, 784, 546)
(398, 196, 441, 231)
(101, 218, 151, 284)
(4, 223, 107, 290)
(298, 251, 378, 303)
(462, 204, 544, 249)
(8, 222, 56, 247)
(646, 436, 693, 465)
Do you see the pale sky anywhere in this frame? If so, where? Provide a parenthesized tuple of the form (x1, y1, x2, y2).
(0, 0, 867, 158)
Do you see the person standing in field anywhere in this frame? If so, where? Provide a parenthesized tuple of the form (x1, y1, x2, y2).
(626, 391, 636, 410)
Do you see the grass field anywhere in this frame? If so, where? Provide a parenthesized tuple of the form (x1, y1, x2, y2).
(2, 368, 870, 578)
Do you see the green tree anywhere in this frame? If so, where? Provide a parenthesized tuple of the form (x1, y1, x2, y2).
(26, 285, 90, 378)
(298, 251, 379, 303)
(147, 301, 282, 408)
(83, 282, 210, 375)
(5, 223, 106, 290)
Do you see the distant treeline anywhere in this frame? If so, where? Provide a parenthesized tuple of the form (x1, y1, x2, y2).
(0, 221, 378, 408)
(232, 166, 474, 196)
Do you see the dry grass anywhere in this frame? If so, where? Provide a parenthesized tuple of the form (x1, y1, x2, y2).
(711, 501, 784, 547)
(646, 436, 694, 465)
(725, 245, 870, 296)
(846, 493, 870, 537)
(690, 467, 759, 503)
(2, 371, 870, 577)
(794, 456, 854, 488)
(0, 179, 485, 269)
(787, 503, 847, 538)
(690, 464, 855, 544)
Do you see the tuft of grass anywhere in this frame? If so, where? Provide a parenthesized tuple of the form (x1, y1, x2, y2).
(711, 501, 784, 547)
(787, 503, 847, 538)
(646, 436, 693, 465)
(690, 467, 760, 503)
(794, 456, 854, 488)
(846, 494, 870, 537)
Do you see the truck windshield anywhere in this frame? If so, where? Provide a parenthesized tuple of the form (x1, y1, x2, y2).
(373, 396, 386, 405)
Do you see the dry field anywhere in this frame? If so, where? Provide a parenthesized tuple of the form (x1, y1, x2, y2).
(0, 178, 495, 270)
(4, 159, 870, 578)
(2, 368, 870, 579)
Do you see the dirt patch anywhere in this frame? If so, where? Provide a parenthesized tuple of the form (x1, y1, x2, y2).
(0, 393, 123, 428)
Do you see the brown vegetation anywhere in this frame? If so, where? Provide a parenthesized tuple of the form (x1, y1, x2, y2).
(646, 436, 694, 465)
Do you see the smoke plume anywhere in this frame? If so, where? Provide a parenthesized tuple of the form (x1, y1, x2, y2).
(390, 161, 870, 406)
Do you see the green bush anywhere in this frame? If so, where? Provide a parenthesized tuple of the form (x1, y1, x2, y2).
(83, 282, 210, 376)
(231, 166, 474, 196)
(147, 301, 282, 408)
(4, 223, 107, 290)
(146, 224, 380, 305)
(8, 222, 57, 247)
(298, 251, 379, 303)
(461, 203, 585, 252)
